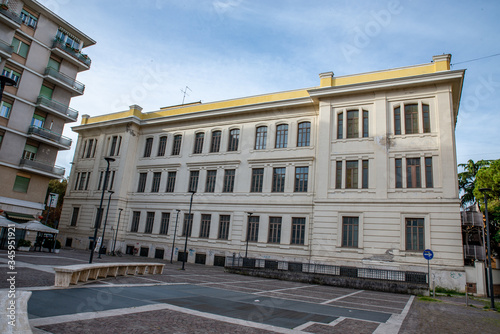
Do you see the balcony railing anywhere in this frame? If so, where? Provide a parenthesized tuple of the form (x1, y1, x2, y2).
(28, 126, 72, 147)
(19, 158, 65, 177)
(44, 67, 85, 94)
(36, 96, 78, 122)
(52, 39, 91, 67)
(464, 245, 486, 261)
(0, 6, 22, 25)
(0, 38, 13, 56)
(461, 211, 483, 227)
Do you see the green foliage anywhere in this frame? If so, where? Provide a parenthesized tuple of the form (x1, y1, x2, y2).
(458, 159, 491, 207)
(418, 296, 441, 302)
(17, 239, 31, 247)
(42, 178, 67, 228)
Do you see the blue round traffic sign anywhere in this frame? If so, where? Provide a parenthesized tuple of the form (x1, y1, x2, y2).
(423, 249, 434, 260)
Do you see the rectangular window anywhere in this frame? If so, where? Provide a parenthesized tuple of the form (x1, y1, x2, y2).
(23, 144, 37, 160)
(205, 170, 217, 192)
(294, 166, 308, 192)
(12, 37, 29, 58)
(272, 167, 286, 192)
(78, 172, 87, 190)
(2, 67, 21, 85)
(210, 131, 221, 152)
(406, 218, 424, 251)
(137, 173, 147, 192)
(21, 9, 38, 28)
(157, 136, 167, 156)
(131, 211, 141, 232)
(85, 139, 94, 159)
(144, 138, 153, 157)
(248, 216, 259, 242)
(342, 217, 359, 248)
(166, 171, 176, 192)
(347, 110, 359, 138)
(297, 122, 311, 147)
(74, 173, 80, 191)
(172, 135, 182, 155)
(218, 215, 231, 240)
(407, 158, 421, 188)
(345, 161, 358, 189)
(31, 114, 45, 128)
(189, 170, 199, 192)
(193, 132, 204, 154)
(200, 214, 211, 238)
(337, 112, 343, 139)
(39, 85, 53, 99)
(423, 104, 430, 133)
(268, 217, 282, 243)
(0, 101, 12, 118)
(160, 212, 170, 235)
(70, 207, 79, 226)
(291, 217, 305, 245)
(405, 104, 419, 134)
(250, 168, 264, 193)
(97, 171, 103, 191)
(394, 106, 401, 135)
(336, 161, 342, 189)
(109, 136, 118, 156)
(228, 129, 239, 151)
(182, 213, 193, 237)
(151, 172, 161, 192)
(108, 171, 115, 190)
(363, 110, 369, 138)
(223, 169, 235, 193)
(425, 157, 433, 188)
(145, 212, 155, 234)
(47, 58, 60, 71)
(362, 160, 368, 189)
(255, 126, 267, 150)
(275, 124, 288, 148)
(395, 158, 402, 188)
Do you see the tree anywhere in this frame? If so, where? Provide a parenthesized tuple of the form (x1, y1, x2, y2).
(473, 159, 500, 255)
(42, 178, 68, 228)
(458, 159, 491, 207)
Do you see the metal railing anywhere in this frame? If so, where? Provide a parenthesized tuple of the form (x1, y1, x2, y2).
(19, 158, 65, 176)
(464, 245, 486, 261)
(461, 211, 483, 227)
(36, 95, 78, 121)
(28, 126, 72, 147)
(0, 38, 13, 55)
(44, 67, 85, 94)
(52, 39, 91, 67)
(226, 257, 428, 284)
(0, 6, 22, 25)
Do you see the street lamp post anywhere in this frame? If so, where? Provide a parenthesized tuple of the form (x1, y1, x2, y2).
(89, 157, 115, 264)
(170, 209, 181, 264)
(245, 212, 253, 261)
(181, 191, 196, 270)
(112, 208, 123, 256)
(480, 188, 495, 309)
(98, 190, 114, 258)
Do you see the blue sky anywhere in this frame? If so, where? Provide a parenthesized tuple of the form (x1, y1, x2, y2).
(42, 0, 500, 174)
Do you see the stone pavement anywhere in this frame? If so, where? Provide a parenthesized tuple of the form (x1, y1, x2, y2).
(1, 249, 499, 333)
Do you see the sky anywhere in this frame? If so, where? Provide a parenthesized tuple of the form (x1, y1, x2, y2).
(40, 0, 500, 176)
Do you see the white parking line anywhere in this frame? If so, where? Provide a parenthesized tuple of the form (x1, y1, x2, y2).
(254, 285, 315, 294)
(320, 290, 364, 304)
(372, 295, 415, 334)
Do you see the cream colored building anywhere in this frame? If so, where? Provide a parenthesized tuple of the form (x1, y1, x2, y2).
(59, 54, 467, 290)
(0, 0, 94, 220)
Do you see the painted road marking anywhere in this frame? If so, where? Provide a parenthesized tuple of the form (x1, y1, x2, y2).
(321, 289, 365, 304)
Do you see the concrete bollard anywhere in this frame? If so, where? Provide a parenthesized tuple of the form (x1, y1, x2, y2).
(0, 290, 33, 334)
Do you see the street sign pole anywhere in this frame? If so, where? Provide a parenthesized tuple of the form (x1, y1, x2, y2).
(423, 249, 434, 296)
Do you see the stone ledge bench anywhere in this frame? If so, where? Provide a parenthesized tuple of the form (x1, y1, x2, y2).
(53, 262, 165, 287)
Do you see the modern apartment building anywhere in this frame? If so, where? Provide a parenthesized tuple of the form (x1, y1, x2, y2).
(0, 0, 95, 221)
(59, 55, 467, 290)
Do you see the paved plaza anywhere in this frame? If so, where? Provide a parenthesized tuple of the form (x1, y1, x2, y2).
(1, 249, 499, 333)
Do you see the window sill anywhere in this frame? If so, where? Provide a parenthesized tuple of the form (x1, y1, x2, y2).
(333, 137, 373, 143)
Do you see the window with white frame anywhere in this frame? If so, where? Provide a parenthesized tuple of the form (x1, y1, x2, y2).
(394, 102, 431, 135)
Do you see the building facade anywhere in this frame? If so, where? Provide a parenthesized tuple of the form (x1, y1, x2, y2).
(0, 0, 95, 220)
(59, 55, 467, 290)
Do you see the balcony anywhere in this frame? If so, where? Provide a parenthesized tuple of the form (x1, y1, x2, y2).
(36, 96, 78, 122)
(461, 211, 483, 227)
(0, 6, 22, 28)
(19, 158, 65, 179)
(44, 67, 85, 96)
(463, 245, 486, 261)
(51, 39, 91, 71)
(28, 126, 72, 150)
(0, 38, 13, 59)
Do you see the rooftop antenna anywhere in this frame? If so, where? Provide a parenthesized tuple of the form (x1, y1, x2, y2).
(180, 86, 191, 105)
